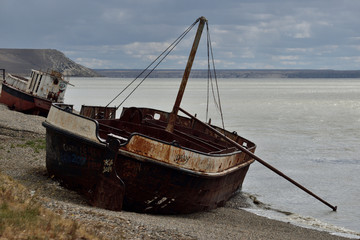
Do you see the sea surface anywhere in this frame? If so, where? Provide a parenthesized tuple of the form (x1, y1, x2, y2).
(64, 77, 360, 238)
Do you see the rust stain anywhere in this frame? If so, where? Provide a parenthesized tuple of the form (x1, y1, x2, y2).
(123, 135, 249, 173)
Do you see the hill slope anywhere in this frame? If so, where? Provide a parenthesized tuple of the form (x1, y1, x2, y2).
(0, 49, 100, 77)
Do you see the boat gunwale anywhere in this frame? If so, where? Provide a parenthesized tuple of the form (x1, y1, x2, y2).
(2, 80, 58, 103)
(48, 103, 256, 157)
(44, 103, 256, 176)
(7, 73, 29, 82)
(42, 120, 254, 178)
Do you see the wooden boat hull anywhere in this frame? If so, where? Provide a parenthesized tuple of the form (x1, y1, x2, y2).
(43, 105, 256, 214)
(0, 82, 52, 116)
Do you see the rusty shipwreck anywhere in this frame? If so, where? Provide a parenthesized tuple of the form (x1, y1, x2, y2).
(0, 69, 71, 116)
(42, 17, 257, 214)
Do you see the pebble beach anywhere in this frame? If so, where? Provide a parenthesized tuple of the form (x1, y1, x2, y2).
(0, 100, 354, 239)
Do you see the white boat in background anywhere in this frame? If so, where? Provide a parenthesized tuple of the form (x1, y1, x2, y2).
(0, 69, 71, 116)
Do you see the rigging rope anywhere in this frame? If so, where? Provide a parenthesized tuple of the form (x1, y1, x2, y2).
(205, 22, 225, 130)
(105, 18, 200, 109)
(106, 17, 226, 131)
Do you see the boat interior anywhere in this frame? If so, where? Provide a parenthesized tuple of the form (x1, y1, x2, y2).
(81, 106, 255, 154)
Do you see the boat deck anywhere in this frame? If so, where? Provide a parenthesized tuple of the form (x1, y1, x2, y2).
(96, 107, 255, 154)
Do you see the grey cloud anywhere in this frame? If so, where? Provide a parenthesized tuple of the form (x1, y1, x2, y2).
(1, 0, 360, 69)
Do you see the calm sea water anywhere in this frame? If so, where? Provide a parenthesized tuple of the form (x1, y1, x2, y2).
(65, 77, 360, 238)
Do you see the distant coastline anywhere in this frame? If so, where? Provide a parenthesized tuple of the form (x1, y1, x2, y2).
(1, 48, 359, 78)
(95, 69, 360, 78)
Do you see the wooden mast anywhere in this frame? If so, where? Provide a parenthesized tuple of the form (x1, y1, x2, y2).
(165, 16, 207, 133)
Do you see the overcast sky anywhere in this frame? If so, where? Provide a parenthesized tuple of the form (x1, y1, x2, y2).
(1, 0, 360, 70)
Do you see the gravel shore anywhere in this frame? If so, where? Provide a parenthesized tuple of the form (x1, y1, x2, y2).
(0, 103, 353, 240)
